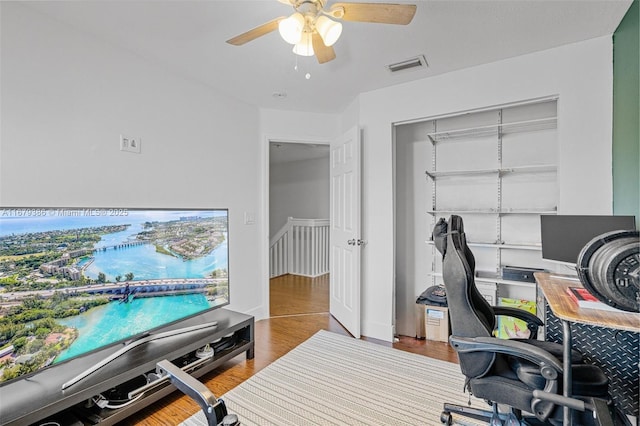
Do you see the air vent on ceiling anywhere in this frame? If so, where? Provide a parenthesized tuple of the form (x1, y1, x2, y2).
(386, 55, 428, 73)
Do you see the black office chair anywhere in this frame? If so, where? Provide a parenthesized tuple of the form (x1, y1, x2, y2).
(433, 215, 617, 426)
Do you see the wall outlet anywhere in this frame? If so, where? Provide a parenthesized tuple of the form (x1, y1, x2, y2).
(120, 135, 141, 154)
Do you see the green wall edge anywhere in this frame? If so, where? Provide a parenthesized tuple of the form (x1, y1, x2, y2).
(613, 0, 640, 228)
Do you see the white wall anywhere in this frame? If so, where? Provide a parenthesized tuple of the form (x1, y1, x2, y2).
(340, 97, 360, 134)
(0, 3, 266, 318)
(394, 122, 432, 336)
(260, 108, 340, 143)
(269, 156, 330, 237)
(356, 36, 615, 341)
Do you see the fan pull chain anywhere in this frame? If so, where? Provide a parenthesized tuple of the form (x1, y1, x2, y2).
(293, 55, 311, 80)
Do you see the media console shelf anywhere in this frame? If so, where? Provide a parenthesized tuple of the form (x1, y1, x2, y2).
(0, 308, 254, 426)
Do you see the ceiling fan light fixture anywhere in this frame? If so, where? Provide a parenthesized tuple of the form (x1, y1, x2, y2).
(227, 2, 418, 64)
(315, 15, 342, 46)
(278, 12, 305, 44)
(292, 31, 315, 56)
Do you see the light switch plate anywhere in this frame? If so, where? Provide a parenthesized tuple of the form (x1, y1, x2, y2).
(120, 135, 141, 154)
(244, 211, 255, 225)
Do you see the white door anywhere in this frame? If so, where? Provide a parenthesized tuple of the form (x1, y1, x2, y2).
(329, 126, 361, 338)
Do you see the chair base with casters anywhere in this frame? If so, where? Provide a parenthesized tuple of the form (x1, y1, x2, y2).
(439, 353, 616, 426)
(440, 399, 619, 426)
(441, 402, 550, 426)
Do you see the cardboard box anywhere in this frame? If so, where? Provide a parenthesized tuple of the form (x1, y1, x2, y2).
(424, 305, 450, 342)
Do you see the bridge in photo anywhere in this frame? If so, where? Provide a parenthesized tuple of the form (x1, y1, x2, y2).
(92, 241, 146, 252)
(0, 278, 228, 303)
(82, 278, 225, 298)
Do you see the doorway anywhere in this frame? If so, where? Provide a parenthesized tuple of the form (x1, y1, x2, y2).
(268, 141, 330, 316)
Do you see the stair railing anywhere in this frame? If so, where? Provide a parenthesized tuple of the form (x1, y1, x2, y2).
(269, 217, 329, 278)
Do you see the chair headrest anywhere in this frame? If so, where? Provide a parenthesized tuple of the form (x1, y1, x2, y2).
(432, 217, 448, 255)
(433, 215, 468, 256)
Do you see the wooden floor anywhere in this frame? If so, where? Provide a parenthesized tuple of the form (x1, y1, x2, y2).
(126, 274, 457, 425)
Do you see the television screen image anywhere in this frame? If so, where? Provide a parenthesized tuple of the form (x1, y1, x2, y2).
(540, 214, 636, 265)
(0, 208, 229, 384)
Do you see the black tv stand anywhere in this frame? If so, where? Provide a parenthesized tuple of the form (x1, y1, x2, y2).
(0, 308, 254, 426)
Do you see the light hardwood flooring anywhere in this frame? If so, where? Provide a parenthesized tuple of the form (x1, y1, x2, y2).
(125, 274, 457, 425)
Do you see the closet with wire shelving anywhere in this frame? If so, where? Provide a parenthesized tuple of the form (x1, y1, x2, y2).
(394, 97, 558, 337)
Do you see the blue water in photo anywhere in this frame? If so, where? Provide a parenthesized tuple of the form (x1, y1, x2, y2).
(84, 235, 228, 281)
(56, 294, 212, 363)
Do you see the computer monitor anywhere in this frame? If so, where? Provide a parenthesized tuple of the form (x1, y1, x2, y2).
(540, 215, 636, 265)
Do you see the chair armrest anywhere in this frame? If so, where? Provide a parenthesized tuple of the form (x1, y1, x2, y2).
(449, 335, 563, 375)
(531, 392, 616, 426)
(450, 335, 564, 421)
(492, 306, 543, 339)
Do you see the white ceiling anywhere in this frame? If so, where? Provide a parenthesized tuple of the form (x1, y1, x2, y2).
(22, 0, 632, 114)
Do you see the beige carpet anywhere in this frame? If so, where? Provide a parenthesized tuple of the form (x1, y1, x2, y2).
(181, 330, 487, 426)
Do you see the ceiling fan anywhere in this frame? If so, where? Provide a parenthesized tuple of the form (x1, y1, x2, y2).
(226, 0, 417, 64)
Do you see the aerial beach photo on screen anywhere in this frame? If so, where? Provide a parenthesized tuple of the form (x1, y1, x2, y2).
(0, 208, 229, 383)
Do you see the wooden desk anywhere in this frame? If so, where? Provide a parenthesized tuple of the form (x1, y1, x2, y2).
(535, 272, 640, 426)
(535, 272, 640, 332)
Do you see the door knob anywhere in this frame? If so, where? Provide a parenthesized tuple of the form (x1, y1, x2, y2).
(347, 239, 356, 245)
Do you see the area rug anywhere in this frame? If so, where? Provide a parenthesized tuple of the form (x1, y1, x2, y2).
(181, 330, 487, 426)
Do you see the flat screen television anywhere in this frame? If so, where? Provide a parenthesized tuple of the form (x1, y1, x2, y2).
(540, 214, 636, 265)
(0, 207, 229, 385)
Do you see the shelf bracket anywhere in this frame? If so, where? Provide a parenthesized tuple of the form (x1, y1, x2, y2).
(496, 109, 503, 270)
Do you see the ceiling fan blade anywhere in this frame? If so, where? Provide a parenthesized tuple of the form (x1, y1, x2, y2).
(330, 3, 417, 25)
(312, 32, 336, 64)
(226, 17, 286, 46)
